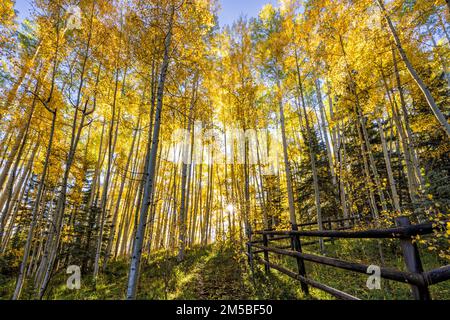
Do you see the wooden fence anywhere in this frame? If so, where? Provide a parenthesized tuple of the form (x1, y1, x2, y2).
(246, 216, 450, 300)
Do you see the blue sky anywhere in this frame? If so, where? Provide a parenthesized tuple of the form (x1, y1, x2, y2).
(14, 0, 32, 21)
(14, 0, 278, 26)
(217, 0, 278, 26)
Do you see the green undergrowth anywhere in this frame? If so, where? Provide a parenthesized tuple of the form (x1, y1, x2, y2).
(1, 239, 448, 300)
(0, 243, 301, 300)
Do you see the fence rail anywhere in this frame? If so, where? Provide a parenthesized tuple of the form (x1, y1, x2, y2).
(246, 216, 450, 300)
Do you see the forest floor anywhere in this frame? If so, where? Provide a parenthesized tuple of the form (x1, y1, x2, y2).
(29, 244, 302, 300)
(1, 240, 449, 300)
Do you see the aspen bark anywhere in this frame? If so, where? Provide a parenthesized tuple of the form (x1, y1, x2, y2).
(378, 119, 401, 212)
(377, 0, 450, 137)
(177, 74, 198, 261)
(127, 5, 174, 299)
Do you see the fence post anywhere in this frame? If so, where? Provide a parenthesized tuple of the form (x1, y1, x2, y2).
(291, 224, 309, 295)
(262, 233, 270, 274)
(396, 216, 431, 300)
(327, 218, 335, 244)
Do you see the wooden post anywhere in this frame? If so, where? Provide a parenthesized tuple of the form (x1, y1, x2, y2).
(327, 218, 335, 244)
(396, 216, 431, 300)
(262, 233, 270, 274)
(327, 218, 332, 231)
(291, 224, 309, 295)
